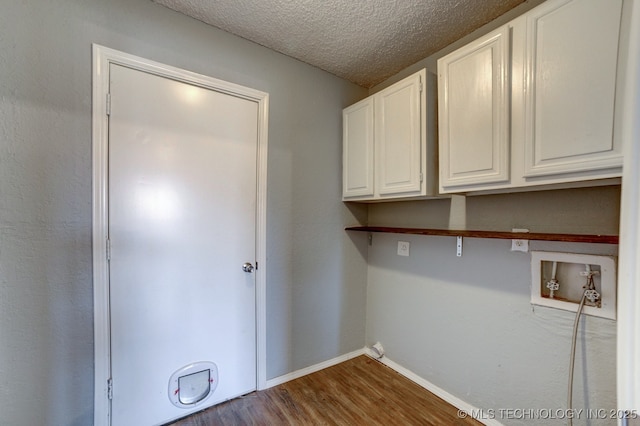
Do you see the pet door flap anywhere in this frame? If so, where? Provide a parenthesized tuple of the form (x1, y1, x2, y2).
(169, 361, 218, 408)
(178, 369, 210, 405)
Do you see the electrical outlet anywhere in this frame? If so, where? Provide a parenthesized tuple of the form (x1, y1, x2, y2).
(511, 239, 529, 252)
(511, 228, 529, 252)
(397, 241, 410, 257)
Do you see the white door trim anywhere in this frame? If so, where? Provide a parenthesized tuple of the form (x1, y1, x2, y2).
(91, 44, 269, 426)
(617, 2, 640, 413)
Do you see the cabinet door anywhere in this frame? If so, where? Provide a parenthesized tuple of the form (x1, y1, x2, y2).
(522, 0, 623, 178)
(438, 26, 510, 191)
(343, 98, 375, 199)
(375, 70, 424, 196)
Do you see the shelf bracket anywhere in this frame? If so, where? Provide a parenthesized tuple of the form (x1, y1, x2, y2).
(456, 236, 463, 257)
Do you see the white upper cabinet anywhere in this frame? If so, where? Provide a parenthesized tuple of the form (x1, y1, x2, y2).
(375, 72, 423, 196)
(343, 98, 375, 198)
(438, 0, 624, 194)
(343, 69, 436, 201)
(438, 26, 510, 189)
(522, 0, 623, 178)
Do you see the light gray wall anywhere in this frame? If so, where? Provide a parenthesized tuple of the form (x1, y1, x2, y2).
(0, 1, 368, 425)
(366, 233, 618, 425)
(369, 186, 621, 235)
(367, 187, 620, 424)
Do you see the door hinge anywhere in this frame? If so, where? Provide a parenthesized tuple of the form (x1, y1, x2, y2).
(255, 261, 258, 271)
(106, 238, 111, 261)
(419, 77, 423, 93)
(420, 172, 424, 182)
(107, 378, 113, 400)
(106, 93, 112, 116)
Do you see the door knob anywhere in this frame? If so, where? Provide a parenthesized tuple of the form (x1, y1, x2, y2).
(242, 262, 255, 273)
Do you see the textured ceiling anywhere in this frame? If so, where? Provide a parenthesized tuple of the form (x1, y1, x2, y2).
(154, 0, 526, 88)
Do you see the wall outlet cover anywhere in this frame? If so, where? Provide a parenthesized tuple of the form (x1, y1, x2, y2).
(511, 239, 529, 252)
(397, 241, 410, 256)
(511, 228, 529, 252)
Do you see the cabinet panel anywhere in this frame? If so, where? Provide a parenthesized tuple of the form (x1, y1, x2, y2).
(375, 73, 423, 196)
(438, 26, 510, 190)
(523, 0, 623, 177)
(343, 98, 374, 198)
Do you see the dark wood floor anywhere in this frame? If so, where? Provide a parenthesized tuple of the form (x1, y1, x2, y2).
(169, 355, 481, 426)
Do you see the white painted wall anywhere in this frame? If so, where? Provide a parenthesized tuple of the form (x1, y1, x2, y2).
(0, 1, 368, 424)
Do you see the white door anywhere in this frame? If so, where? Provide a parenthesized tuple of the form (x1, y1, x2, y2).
(108, 64, 258, 426)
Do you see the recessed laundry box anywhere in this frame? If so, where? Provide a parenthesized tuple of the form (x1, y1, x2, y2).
(168, 362, 219, 408)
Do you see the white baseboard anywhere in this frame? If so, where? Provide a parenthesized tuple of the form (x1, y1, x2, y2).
(364, 347, 503, 426)
(263, 348, 366, 389)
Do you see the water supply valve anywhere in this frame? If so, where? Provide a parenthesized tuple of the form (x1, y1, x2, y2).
(584, 289, 601, 305)
(546, 279, 560, 298)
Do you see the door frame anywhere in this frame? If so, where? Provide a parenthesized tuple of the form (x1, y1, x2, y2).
(617, 0, 640, 414)
(91, 44, 269, 426)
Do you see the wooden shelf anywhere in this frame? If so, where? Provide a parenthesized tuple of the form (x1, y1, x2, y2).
(345, 226, 619, 245)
